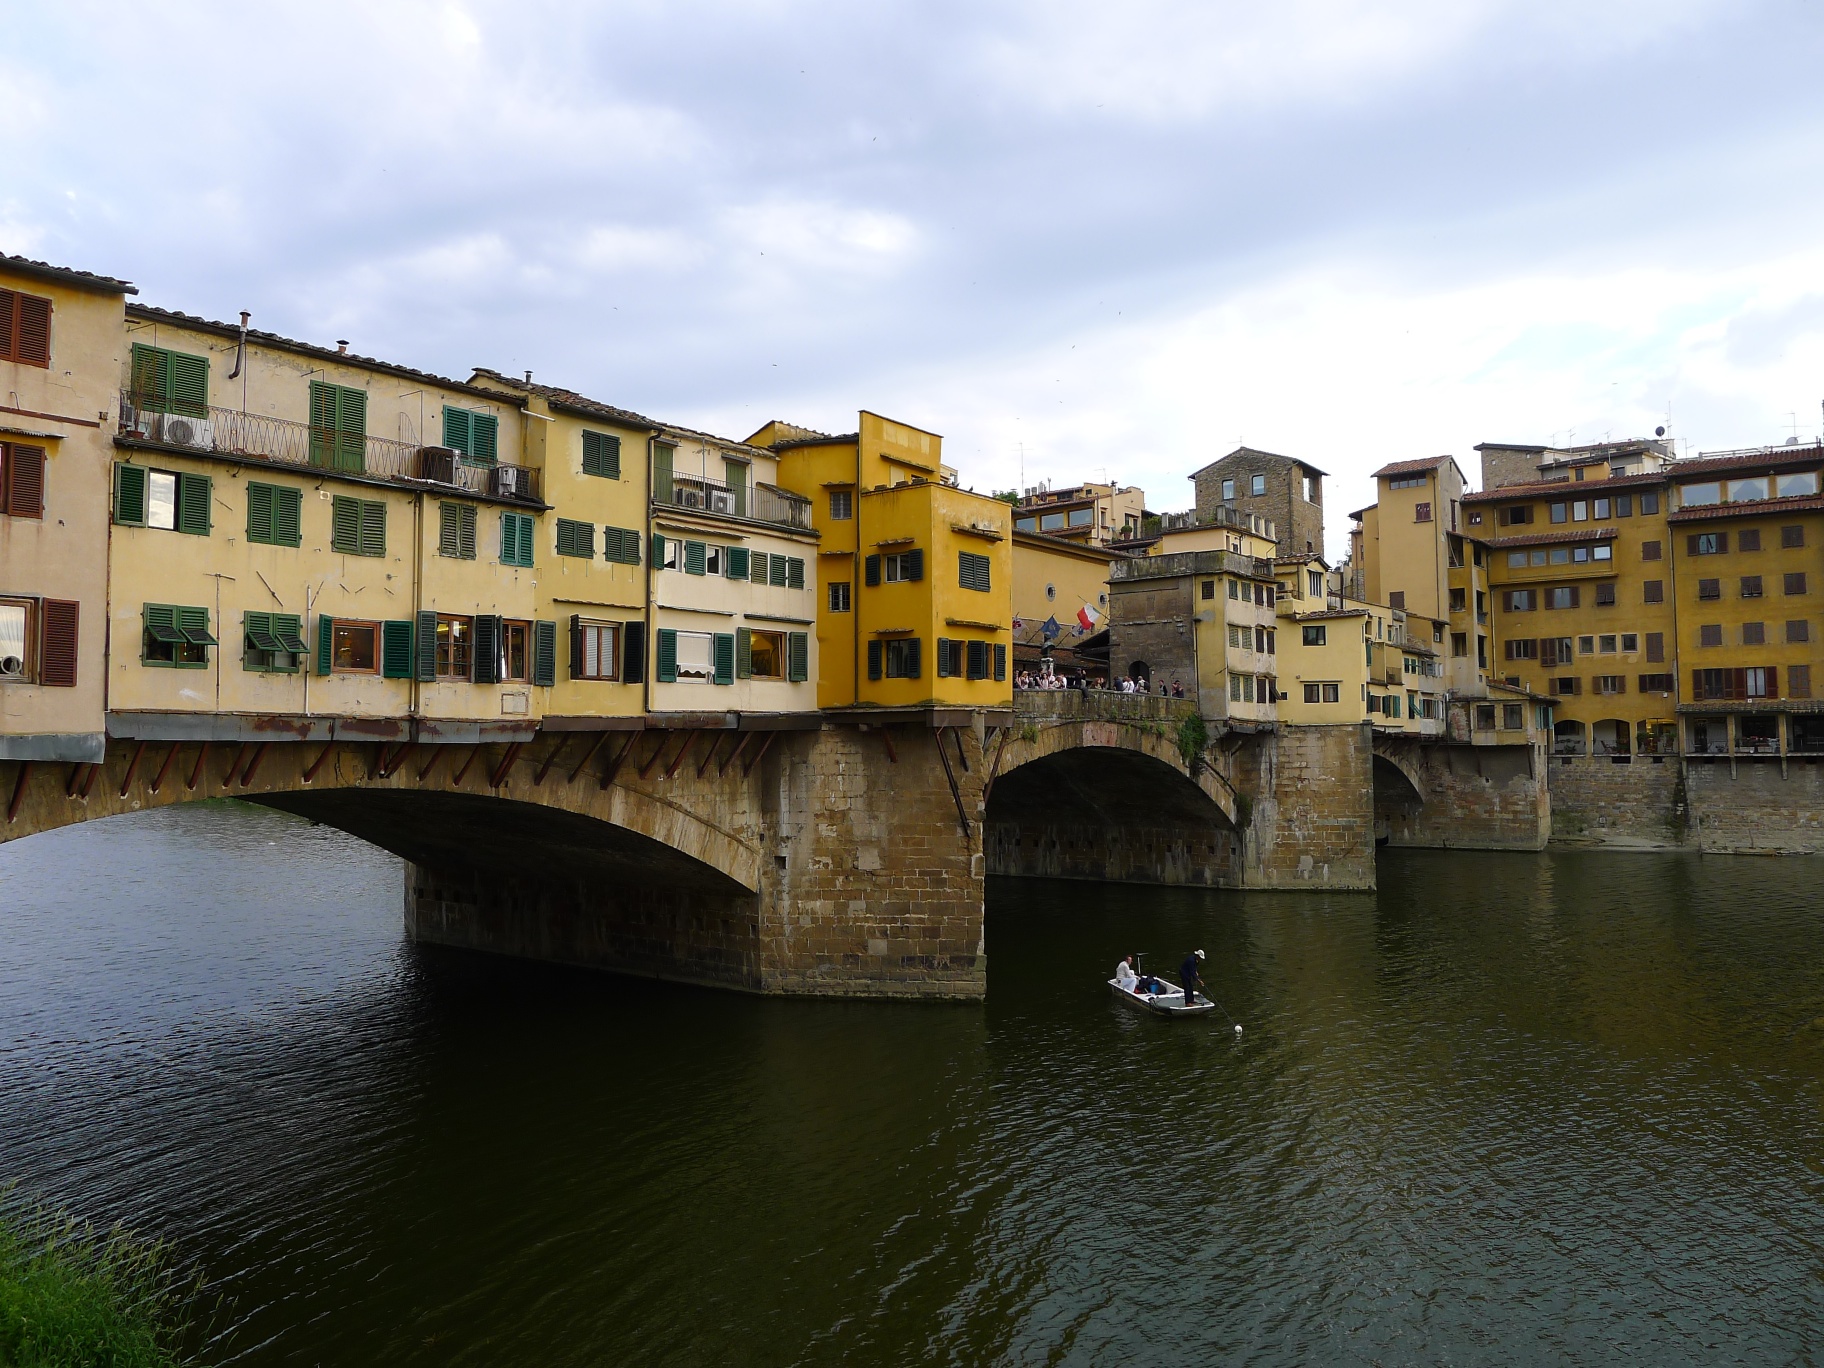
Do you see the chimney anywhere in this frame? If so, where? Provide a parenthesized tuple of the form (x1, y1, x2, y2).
(336, 340, 348, 354)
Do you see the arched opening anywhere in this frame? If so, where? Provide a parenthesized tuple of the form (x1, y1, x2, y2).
(984, 745, 1237, 888)
(1371, 752, 1425, 844)
(1127, 659, 1149, 686)
(1592, 719, 1630, 759)
(1553, 719, 1587, 756)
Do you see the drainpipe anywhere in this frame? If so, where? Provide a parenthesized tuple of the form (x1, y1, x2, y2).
(644, 433, 657, 719)
(855, 436, 863, 706)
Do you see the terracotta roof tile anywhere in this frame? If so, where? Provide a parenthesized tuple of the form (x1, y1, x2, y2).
(1463, 471, 1667, 503)
(1667, 494, 1824, 523)
(1, 252, 137, 296)
(1485, 526, 1618, 549)
(1674, 445, 1824, 476)
(1372, 455, 1451, 479)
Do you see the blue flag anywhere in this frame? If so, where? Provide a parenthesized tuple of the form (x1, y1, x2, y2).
(1042, 615, 1061, 641)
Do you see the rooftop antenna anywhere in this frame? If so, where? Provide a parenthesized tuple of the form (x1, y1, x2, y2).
(1788, 412, 1801, 444)
(1019, 441, 1025, 496)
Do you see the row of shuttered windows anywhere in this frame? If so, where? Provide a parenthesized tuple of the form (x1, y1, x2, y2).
(652, 535, 808, 587)
(866, 638, 1007, 682)
(654, 629, 810, 684)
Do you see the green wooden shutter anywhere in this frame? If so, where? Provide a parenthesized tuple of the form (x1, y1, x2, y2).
(533, 620, 557, 686)
(968, 640, 988, 680)
(623, 622, 646, 683)
(358, 500, 386, 557)
(130, 344, 167, 413)
(787, 557, 804, 589)
(867, 640, 882, 680)
(736, 628, 752, 679)
(168, 351, 209, 418)
(656, 628, 678, 682)
(335, 387, 367, 472)
(273, 485, 302, 546)
(685, 540, 706, 575)
(472, 615, 501, 683)
(331, 496, 359, 552)
(904, 638, 921, 678)
(273, 614, 306, 660)
(381, 620, 415, 678)
(317, 614, 334, 674)
(750, 551, 768, 584)
(724, 459, 746, 517)
(769, 554, 787, 588)
(993, 643, 1007, 682)
(650, 532, 666, 567)
(568, 615, 585, 677)
(439, 502, 462, 556)
(906, 549, 924, 582)
(459, 505, 476, 559)
(726, 546, 749, 580)
(442, 406, 472, 456)
(142, 604, 179, 662)
(176, 472, 211, 535)
(936, 638, 953, 678)
(179, 605, 215, 648)
(788, 632, 808, 683)
(242, 611, 274, 668)
(713, 633, 735, 685)
(114, 462, 147, 526)
(247, 481, 274, 543)
(309, 382, 336, 467)
(471, 414, 498, 465)
(583, 431, 621, 478)
(416, 610, 438, 681)
(652, 443, 674, 503)
(865, 554, 881, 586)
(502, 512, 531, 566)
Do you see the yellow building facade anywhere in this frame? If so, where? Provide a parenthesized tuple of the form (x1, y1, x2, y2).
(1010, 529, 1118, 674)
(0, 256, 135, 761)
(754, 413, 1012, 710)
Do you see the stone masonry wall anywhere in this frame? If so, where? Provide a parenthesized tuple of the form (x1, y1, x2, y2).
(1547, 754, 1685, 848)
(1381, 741, 1550, 850)
(1683, 757, 1824, 854)
(1233, 724, 1376, 888)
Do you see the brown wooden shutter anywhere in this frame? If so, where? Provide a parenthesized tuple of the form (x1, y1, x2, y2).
(7, 444, 44, 518)
(40, 599, 78, 687)
(16, 293, 50, 367)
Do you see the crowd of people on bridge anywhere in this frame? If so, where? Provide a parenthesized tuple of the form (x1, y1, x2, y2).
(1012, 670, 1187, 699)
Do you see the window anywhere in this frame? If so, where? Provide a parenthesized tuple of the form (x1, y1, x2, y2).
(555, 518, 595, 558)
(1640, 492, 1660, 514)
(329, 496, 385, 557)
(1570, 500, 1588, 522)
(1785, 572, 1808, 596)
(1015, 516, 1037, 532)
(1777, 472, 1820, 498)
(572, 620, 620, 680)
(500, 512, 534, 567)
(1308, 570, 1323, 596)
(1503, 703, 1524, 731)
(958, 551, 992, 591)
(1546, 586, 1579, 609)
(881, 550, 923, 583)
(1301, 682, 1323, 703)
(1, 443, 46, 519)
(1540, 637, 1574, 667)
(1505, 589, 1536, 612)
(1745, 667, 1776, 699)
(667, 630, 715, 684)
(1202, 580, 1215, 601)
(593, 526, 635, 565)
(1782, 525, 1805, 549)
(434, 616, 472, 679)
(1068, 507, 1093, 526)
(1549, 677, 1580, 696)
(1697, 578, 1720, 601)
(1645, 632, 1664, 663)
(1622, 633, 1639, 651)
(1643, 580, 1664, 604)
(1639, 673, 1675, 693)
(1549, 502, 1568, 523)
(705, 545, 724, 576)
(499, 620, 531, 682)
(1501, 505, 1533, 526)
(242, 611, 305, 673)
(308, 382, 367, 471)
(246, 481, 302, 547)
(742, 629, 786, 680)
(0, 598, 30, 681)
(1595, 675, 1625, 695)
(128, 343, 208, 417)
(1598, 634, 1617, 653)
(828, 488, 853, 520)
(1040, 512, 1065, 531)
(1787, 620, 1810, 644)
(1504, 639, 1537, 660)
(0, 288, 52, 367)
(1688, 532, 1726, 555)
(442, 406, 499, 465)
(142, 604, 214, 667)
(1740, 574, 1763, 598)
(1221, 478, 1235, 500)
(828, 581, 851, 613)
(1617, 494, 1633, 516)
(884, 637, 921, 678)
(1389, 591, 1405, 610)
(1577, 635, 1594, 654)
(1699, 623, 1722, 647)
(1641, 540, 1662, 561)
(683, 540, 708, 575)
(1549, 548, 1570, 565)
(1793, 665, 1814, 699)
(1741, 621, 1766, 646)
(581, 430, 621, 479)
(1738, 528, 1763, 552)
(113, 464, 210, 535)
(1389, 475, 1428, 490)
(1595, 583, 1616, 606)
(1593, 497, 1610, 518)
(330, 620, 380, 673)
(1302, 625, 1327, 646)
(1250, 474, 1266, 496)
(1680, 482, 1722, 507)
(1451, 632, 1467, 658)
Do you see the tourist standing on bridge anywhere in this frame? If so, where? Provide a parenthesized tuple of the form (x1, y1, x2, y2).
(1181, 949, 1205, 1005)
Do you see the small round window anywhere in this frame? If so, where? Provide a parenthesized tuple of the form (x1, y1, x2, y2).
(1046, 584, 1056, 600)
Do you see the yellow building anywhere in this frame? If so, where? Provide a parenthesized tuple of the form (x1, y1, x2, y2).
(1150, 505, 1279, 560)
(752, 413, 1012, 710)
(110, 306, 546, 728)
(1010, 529, 1120, 675)
(1107, 550, 1279, 721)
(1274, 593, 1446, 734)
(1012, 480, 1146, 546)
(0, 255, 134, 763)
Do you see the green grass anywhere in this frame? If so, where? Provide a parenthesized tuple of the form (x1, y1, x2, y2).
(0, 1190, 202, 1368)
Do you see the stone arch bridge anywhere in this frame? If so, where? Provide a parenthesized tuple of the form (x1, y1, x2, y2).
(1, 697, 1543, 999)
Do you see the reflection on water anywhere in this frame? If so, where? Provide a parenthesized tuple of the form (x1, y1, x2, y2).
(1, 802, 1822, 1364)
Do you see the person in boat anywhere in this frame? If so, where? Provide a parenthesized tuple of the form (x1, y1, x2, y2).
(1115, 955, 1139, 992)
(1180, 949, 1206, 1005)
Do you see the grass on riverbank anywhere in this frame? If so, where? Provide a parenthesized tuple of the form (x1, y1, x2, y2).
(0, 1190, 199, 1368)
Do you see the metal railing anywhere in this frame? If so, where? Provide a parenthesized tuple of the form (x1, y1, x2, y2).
(655, 469, 813, 530)
(118, 392, 543, 503)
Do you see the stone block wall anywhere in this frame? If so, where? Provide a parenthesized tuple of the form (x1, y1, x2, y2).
(1683, 757, 1824, 854)
(1379, 741, 1550, 850)
(1233, 725, 1376, 888)
(1546, 753, 1685, 847)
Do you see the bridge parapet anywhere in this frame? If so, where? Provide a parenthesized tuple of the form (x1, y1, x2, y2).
(1013, 688, 1188, 724)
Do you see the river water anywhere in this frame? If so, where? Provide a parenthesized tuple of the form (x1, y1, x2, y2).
(2, 802, 1821, 1364)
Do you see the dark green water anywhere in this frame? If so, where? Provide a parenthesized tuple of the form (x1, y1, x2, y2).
(1, 803, 1821, 1364)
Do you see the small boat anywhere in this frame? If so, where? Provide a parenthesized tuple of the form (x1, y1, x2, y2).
(1108, 975, 1217, 1018)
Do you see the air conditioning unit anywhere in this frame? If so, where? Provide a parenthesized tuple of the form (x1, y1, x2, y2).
(708, 489, 734, 514)
(419, 446, 460, 484)
(490, 465, 531, 499)
(679, 487, 704, 509)
(154, 414, 215, 449)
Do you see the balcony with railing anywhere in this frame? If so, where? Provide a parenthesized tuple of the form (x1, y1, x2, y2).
(653, 468, 813, 531)
(117, 391, 543, 504)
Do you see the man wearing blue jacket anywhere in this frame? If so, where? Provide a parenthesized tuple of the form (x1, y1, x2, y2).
(1181, 949, 1205, 1006)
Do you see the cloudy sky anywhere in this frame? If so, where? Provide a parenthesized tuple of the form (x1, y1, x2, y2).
(6, 0, 1824, 549)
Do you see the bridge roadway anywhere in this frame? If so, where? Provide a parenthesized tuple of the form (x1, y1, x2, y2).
(0, 695, 1546, 998)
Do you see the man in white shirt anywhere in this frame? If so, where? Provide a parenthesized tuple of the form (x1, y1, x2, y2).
(1115, 955, 1139, 992)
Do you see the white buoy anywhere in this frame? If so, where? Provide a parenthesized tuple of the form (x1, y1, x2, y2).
(1234, 1025, 1243, 1034)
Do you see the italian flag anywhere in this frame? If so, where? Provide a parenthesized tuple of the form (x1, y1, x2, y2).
(1077, 603, 1101, 631)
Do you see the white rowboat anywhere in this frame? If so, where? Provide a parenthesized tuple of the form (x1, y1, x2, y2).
(1108, 976, 1217, 1018)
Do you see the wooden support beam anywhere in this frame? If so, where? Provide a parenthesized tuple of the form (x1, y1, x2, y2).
(417, 746, 444, 782)
(696, 733, 726, 778)
(488, 741, 523, 788)
(952, 726, 971, 773)
(663, 731, 696, 780)
(637, 734, 669, 780)
(7, 762, 31, 824)
(118, 740, 148, 798)
(533, 735, 569, 786)
(742, 730, 779, 777)
(452, 744, 483, 786)
(302, 741, 334, 785)
(188, 741, 213, 791)
(221, 742, 250, 790)
(65, 763, 90, 799)
(377, 741, 416, 779)
(147, 742, 182, 795)
(600, 733, 638, 791)
(718, 732, 753, 776)
(934, 726, 972, 839)
(568, 731, 610, 784)
(880, 728, 898, 764)
(982, 727, 1011, 807)
(238, 742, 270, 787)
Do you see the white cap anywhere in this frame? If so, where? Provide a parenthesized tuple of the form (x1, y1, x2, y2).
(1194, 949, 1206, 959)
